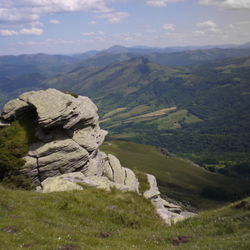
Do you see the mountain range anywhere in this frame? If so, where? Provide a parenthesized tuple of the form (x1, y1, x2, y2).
(0, 44, 250, 177)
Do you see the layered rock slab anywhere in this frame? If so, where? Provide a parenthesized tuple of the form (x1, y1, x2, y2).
(2, 89, 99, 129)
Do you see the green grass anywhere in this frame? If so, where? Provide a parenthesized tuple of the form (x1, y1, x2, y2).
(0, 111, 37, 188)
(0, 185, 249, 249)
(134, 171, 150, 194)
(101, 141, 249, 210)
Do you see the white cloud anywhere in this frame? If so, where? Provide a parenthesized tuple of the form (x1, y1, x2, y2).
(196, 20, 219, 33)
(0, 0, 128, 34)
(82, 31, 105, 36)
(0, 0, 110, 24)
(146, 0, 184, 7)
(88, 20, 98, 25)
(49, 19, 61, 24)
(0, 29, 18, 36)
(82, 31, 97, 36)
(193, 30, 206, 35)
(199, 0, 250, 9)
(163, 23, 175, 31)
(0, 27, 43, 36)
(197, 20, 217, 28)
(96, 11, 129, 23)
(19, 27, 43, 35)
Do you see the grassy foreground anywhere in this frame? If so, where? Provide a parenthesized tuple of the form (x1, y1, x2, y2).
(101, 141, 249, 210)
(0, 185, 249, 250)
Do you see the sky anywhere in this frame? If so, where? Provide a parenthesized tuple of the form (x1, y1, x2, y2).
(0, 0, 250, 55)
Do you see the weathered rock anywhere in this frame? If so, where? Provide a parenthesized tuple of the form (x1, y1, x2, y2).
(143, 174, 160, 199)
(180, 211, 196, 219)
(40, 175, 84, 193)
(40, 172, 133, 193)
(83, 150, 105, 177)
(35, 126, 53, 142)
(107, 154, 126, 184)
(1, 98, 29, 120)
(103, 160, 114, 181)
(29, 139, 89, 180)
(2, 89, 99, 129)
(143, 173, 195, 225)
(19, 156, 40, 185)
(124, 168, 139, 192)
(71, 125, 107, 152)
(155, 208, 173, 226)
(20, 156, 38, 176)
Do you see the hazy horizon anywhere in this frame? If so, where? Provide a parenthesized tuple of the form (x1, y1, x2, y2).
(1, 0, 250, 55)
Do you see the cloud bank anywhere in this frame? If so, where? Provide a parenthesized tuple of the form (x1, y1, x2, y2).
(199, 0, 250, 9)
(0, 0, 128, 36)
(146, 0, 184, 7)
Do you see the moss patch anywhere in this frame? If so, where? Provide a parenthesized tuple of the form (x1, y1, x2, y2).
(63, 91, 79, 98)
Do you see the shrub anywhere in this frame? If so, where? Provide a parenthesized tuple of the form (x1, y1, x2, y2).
(0, 111, 37, 189)
(135, 171, 150, 194)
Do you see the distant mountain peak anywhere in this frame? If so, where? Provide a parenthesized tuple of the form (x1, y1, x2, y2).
(105, 45, 129, 54)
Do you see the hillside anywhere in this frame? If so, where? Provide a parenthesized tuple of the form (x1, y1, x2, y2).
(101, 141, 250, 209)
(1, 48, 250, 175)
(45, 57, 185, 113)
(0, 53, 94, 108)
(45, 55, 250, 175)
(147, 48, 250, 66)
(0, 185, 249, 249)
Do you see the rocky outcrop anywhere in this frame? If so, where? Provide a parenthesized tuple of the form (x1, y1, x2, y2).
(143, 174, 195, 225)
(0, 88, 194, 225)
(0, 89, 139, 192)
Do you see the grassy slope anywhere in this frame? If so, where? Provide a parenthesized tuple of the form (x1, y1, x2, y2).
(101, 141, 249, 210)
(0, 185, 249, 250)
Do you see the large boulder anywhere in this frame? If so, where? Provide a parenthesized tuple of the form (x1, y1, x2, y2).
(0, 88, 194, 225)
(1, 89, 108, 186)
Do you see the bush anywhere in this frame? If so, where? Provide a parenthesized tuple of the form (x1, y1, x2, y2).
(2, 175, 35, 190)
(0, 111, 37, 188)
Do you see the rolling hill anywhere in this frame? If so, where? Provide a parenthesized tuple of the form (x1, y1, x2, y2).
(1, 47, 250, 176)
(44, 55, 250, 175)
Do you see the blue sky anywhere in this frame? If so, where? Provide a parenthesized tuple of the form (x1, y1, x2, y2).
(0, 0, 250, 55)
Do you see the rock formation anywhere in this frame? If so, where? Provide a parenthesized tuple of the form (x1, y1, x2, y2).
(0, 88, 194, 225)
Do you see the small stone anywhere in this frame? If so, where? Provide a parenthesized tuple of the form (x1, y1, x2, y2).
(2, 226, 17, 233)
(234, 200, 249, 209)
(172, 236, 192, 246)
(58, 244, 80, 250)
(106, 205, 118, 210)
(99, 232, 111, 238)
